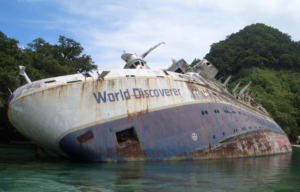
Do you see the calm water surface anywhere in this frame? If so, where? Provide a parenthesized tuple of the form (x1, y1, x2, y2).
(0, 146, 299, 192)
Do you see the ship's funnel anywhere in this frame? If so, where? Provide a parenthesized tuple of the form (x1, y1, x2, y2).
(16, 66, 31, 84)
(222, 75, 232, 87)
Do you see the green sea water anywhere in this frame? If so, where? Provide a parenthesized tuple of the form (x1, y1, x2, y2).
(0, 145, 299, 192)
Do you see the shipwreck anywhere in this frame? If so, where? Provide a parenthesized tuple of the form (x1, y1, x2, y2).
(7, 42, 292, 161)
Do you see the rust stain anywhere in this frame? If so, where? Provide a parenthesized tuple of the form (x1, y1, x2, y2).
(115, 143, 147, 159)
(77, 131, 94, 144)
(82, 130, 292, 162)
(95, 147, 101, 154)
(127, 108, 149, 117)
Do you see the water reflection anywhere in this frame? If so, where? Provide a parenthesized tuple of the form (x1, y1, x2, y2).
(0, 145, 299, 192)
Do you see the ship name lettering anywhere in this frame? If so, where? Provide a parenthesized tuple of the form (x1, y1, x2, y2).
(93, 88, 181, 104)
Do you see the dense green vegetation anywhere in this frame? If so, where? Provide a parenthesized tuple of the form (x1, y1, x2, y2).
(1, 23, 300, 144)
(0, 31, 97, 142)
(203, 23, 300, 143)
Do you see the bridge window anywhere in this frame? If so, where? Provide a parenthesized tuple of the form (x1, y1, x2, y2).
(175, 68, 183, 74)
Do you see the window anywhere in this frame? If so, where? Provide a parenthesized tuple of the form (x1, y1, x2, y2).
(83, 72, 92, 77)
(175, 68, 183, 74)
(67, 80, 82, 83)
(45, 80, 56, 84)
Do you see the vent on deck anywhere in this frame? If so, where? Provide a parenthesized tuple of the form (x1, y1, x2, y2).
(45, 80, 56, 84)
(67, 80, 82, 83)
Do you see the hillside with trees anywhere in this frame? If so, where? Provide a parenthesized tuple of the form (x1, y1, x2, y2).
(204, 23, 300, 142)
(0, 32, 97, 142)
(1, 23, 300, 144)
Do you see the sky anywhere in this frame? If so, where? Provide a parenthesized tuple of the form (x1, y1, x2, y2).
(1, 0, 300, 71)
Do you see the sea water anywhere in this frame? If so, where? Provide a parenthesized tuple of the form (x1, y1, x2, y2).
(0, 145, 299, 192)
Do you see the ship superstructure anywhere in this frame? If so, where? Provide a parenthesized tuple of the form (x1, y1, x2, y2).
(7, 43, 292, 161)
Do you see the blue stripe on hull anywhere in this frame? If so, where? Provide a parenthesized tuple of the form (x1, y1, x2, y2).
(59, 103, 287, 161)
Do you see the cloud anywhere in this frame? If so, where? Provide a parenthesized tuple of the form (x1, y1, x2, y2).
(17, 0, 300, 70)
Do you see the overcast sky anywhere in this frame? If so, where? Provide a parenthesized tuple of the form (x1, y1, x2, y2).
(1, 0, 300, 71)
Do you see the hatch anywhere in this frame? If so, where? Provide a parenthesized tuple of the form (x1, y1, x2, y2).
(115, 127, 139, 148)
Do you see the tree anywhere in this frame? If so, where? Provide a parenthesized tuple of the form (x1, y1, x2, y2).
(204, 23, 300, 142)
(27, 35, 97, 73)
(0, 31, 98, 143)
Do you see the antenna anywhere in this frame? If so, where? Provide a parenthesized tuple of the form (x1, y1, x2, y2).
(121, 42, 165, 69)
(232, 81, 240, 99)
(8, 88, 12, 95)
(239, 82, 252, 96)
(232, 81, 240, 94)
(139, 42, 165, 59)
(16, 66, 31, 84)
(222, 75, 232, 87)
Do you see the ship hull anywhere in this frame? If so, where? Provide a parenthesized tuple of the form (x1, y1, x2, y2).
(59, 102, 291, 161)
(7, 72, 292, 161)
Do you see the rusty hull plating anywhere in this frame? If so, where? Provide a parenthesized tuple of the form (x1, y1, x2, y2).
(7, 62, 292, 161)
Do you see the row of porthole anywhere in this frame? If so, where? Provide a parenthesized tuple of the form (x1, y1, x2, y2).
(211, 126, 266, 140)
(212, 132, 228, 140)
(212, 125, 268, 140)
(214, 110, 220, 113)
(201, 111, 208, 115)
(211, 126, 271, 141)
(225, 111, 273, 131)
(224, 110, 248, 116)
(210, 126, 269, 140)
